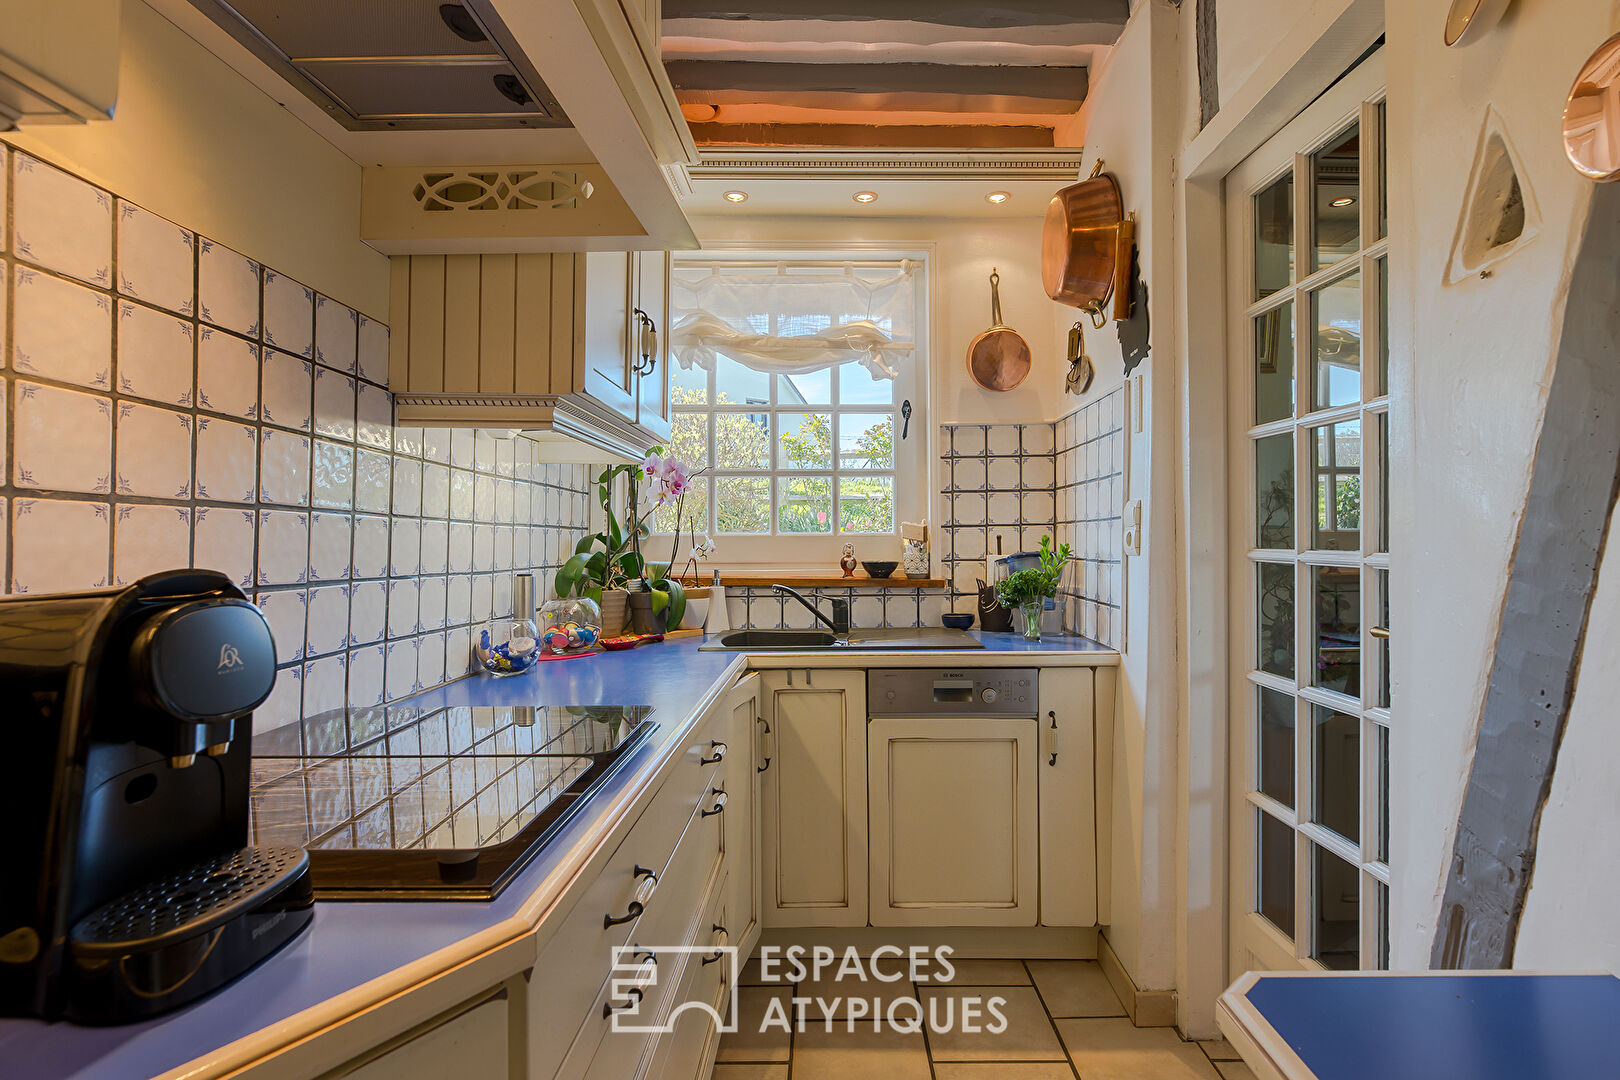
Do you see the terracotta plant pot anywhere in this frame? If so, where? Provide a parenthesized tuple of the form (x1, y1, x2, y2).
(599, 589, 630, 636)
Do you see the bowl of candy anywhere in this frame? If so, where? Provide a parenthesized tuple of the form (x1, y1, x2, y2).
(477, 612, 541, 675)
(537, 596, 603, 657)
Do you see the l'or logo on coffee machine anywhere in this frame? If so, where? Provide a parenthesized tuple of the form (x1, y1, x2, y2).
(217, 643, 244, 672)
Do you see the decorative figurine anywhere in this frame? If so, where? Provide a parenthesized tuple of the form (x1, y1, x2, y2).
(840, 543, 858, 577)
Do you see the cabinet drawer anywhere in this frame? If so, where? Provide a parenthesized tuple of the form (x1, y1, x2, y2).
(528, 705, 729, 1077)
(646, 878, 731, 1080)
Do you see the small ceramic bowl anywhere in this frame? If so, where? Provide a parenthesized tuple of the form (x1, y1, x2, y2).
(942, 613, 975, 630)
(862, 560, 899, 579)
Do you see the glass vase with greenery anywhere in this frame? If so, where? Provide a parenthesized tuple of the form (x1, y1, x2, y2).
(992, 536, 1074, 641)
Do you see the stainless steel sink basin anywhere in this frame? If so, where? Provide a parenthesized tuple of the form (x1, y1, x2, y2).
(716, 630, 842, 648)
(701, 628, 983, 651)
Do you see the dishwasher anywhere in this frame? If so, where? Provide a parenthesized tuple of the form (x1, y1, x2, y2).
(866, 668, 1041, 926)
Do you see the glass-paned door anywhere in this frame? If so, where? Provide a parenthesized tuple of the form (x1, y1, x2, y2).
(1225, 50, 1391, 977)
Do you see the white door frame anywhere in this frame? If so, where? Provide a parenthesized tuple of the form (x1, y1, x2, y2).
(1171, 0, 1384, 1039)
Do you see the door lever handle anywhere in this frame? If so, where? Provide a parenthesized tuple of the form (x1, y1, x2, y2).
(1046, 710, 1058, 766)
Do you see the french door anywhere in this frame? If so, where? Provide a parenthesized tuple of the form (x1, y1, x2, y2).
(1225, 51, 1392, 977)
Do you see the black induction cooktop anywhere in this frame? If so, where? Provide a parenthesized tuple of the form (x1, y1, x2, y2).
(249, 704, 656, 900)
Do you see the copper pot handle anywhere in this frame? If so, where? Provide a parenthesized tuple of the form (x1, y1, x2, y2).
(989, 268, 1004, 326)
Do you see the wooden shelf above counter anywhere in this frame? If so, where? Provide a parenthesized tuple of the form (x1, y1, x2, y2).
(693, 573, 946, 589)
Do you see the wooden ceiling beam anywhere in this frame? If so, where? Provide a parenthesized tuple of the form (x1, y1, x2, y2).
(676, 88, 1081, 114)
(666, 59, 1088, 101)
(661, 0, 1128, 29)
(688, 121, 1055, 147)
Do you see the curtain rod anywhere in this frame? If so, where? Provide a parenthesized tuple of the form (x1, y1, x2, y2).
(672, 258, 919, 271)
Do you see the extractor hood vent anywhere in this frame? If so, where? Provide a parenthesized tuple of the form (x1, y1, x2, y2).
(187, 0, 570, 131)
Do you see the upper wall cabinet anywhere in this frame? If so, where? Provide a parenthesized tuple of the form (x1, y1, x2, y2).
(388, 249, 671, 460)
(0, 0, 120, 128)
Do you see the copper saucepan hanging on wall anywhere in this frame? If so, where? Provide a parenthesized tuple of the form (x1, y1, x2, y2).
(1042, 163, 1130, 324)
(966, 268, 1033, 392)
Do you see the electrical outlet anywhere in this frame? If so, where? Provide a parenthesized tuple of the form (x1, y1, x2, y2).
(1123, 499, 1143, 556)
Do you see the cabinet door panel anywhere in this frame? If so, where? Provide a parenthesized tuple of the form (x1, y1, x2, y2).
(635, 250, 671, 436)
(580, 251, 635, 420)
(723, 673, 762, 954)
(868, 718, 1038, 926)
(761, 670, 867, 926)
(1038, 668, 1098, 926)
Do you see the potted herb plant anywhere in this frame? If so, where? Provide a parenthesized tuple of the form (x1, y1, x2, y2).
(992, 536, 1074, 641)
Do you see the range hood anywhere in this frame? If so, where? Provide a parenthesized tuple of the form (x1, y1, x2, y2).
(184, 0, 569, 130)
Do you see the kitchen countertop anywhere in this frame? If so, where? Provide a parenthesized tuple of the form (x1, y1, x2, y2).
(0, 631, 1114, 1080)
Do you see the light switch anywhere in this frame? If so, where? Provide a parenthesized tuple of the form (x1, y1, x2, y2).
(1123, 499, 1143, 556)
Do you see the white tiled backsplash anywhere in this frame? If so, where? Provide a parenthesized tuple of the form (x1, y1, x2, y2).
(0, 147, 596, 739)
(939, 393, 1124, 648)
(724, 585, 945, 631)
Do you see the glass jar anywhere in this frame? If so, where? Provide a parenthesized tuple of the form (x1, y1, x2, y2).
(478, 612, 541, 675)
(1019, 599, 1045, 641)
(537, 595, 603, 656)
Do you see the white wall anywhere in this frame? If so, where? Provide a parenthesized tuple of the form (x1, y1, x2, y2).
(2, 0, 391, 318)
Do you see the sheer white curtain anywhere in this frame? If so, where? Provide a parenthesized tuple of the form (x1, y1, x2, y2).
(668, 261, 919, 380)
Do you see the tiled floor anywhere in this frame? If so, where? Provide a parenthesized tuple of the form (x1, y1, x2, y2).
(714, 958, 1255, 1080)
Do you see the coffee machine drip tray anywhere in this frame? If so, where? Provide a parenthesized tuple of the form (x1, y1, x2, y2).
(249, 704, 656, 901)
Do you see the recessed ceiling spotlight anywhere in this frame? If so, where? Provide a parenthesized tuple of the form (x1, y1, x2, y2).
(985, 191, 1011, 204)
(852, 190, 879, 204)
(1330, 196, 1357, 207)
(722, 190, 748, 203)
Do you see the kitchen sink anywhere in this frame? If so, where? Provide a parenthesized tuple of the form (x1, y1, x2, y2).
(700, 628, 984, 651)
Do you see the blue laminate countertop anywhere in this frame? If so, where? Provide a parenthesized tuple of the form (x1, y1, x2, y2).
(0, 633, 1114, 1079)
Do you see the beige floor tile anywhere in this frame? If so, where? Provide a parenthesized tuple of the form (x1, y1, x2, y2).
(933, 1064, 1078, 1080)
(1027, 959, 1126, 1018)
(793, 1025, 933, 1080)
(717, 987, 792, 1063)
(1198, 1037, 1242, 1061)
(1216, 1062, 1258, 1080)
(796, 966, 919, 1020)
(738, 954, 792, 988)
(713, 1067, 790, 1080)
(924, 958, 1033, 986)
(1057, 1018, 1220, 1080)
(921, 985, 1066, 1062)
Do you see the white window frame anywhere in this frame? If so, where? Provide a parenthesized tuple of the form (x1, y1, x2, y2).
(652, 250, 930, 569)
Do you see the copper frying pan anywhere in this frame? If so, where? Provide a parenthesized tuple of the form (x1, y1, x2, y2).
(967, 268, 1032, 392)
(1042, 169, 1125, 321)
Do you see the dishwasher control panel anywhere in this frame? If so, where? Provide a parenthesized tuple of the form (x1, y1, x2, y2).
(866, 668, 1039, 718)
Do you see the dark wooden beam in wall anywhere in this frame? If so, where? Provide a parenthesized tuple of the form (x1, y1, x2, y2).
(1432, 181, 1620, 968)
(661, 0, 1129, 29)
(666, 60, 1088, 102)
(1196, 0, 1219, 128)
(688, 122, 1055, 147)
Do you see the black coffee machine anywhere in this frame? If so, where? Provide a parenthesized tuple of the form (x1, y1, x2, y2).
(0, 569, 314, 1024)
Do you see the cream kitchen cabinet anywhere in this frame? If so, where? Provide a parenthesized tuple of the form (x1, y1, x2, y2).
(867, 717, 1040, 926)
(759, 669, 868, 928)
(721, 673, 764, 955)
(1038, 667, 1099, 926)
(327, 984, 516, 1080)
(386, 249, 670, 457)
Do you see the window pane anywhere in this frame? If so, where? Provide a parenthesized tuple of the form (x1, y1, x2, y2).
(838, 476, 894, 534)
(1375, 569, 1390, 709)
(1313, 705, 1359, 843)
(715, 477, 770, 533)
(1375, 412, 1388, 553)
(1312, 420, 1361, 551)
(1258, 562, 1296, 678)
(670, 361, 707, 405)
(652, 476, 709, 535)
(1377, 102, 1388, 241)
(778, 413, 832, 470)
(1377, 880, 1390, 969)
(1255, 302, 1295, 423)
(841, 363, 896, 405)
(778, 476, 832, 533)
(840, 413, 894, 470)
(1375, 721, 1390, 863)
(779, 368, 831, 406)
(715, 355, 769, 406)
(1258, 686, 1295, 809)
(1312, 843, 1360, 970)
(713, 412, 770, 470)
(1312, 272, 1362, 409)
(1258, 809, 1295, 939)
(1377, 257, 1390, 397)
(1255, 172, 1294, 300)
(1313, 124, 1360, 271)
(1314, 566, 1360, 696)
(667, 411, 708, 470)
(1256, 434, 1294, 550)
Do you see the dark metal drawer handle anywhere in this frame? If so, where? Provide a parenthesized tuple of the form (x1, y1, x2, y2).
(603, 987, 644, 1017)
(702, 923, 729, 964)
(700, 741, 726, 765)
(701, 790, 728, 817)
(604, 865, 658, 927)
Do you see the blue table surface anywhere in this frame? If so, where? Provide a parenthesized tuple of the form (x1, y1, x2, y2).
(0, 630, 1111, 1078)
(1244, 973, 1620, 1080)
